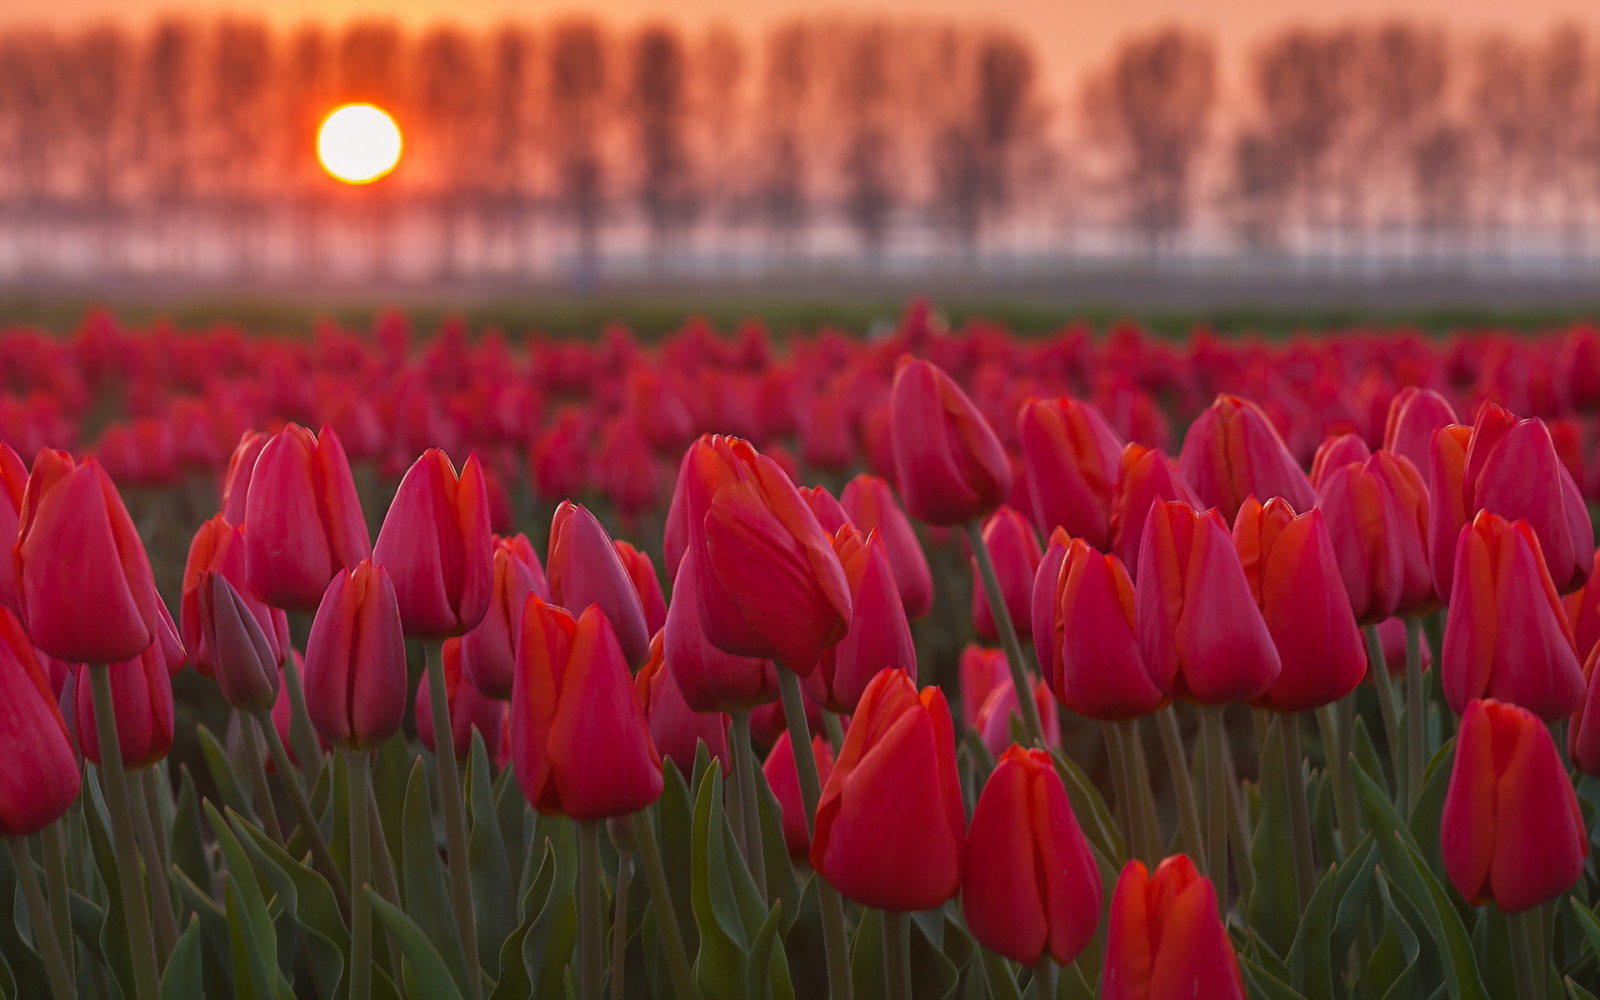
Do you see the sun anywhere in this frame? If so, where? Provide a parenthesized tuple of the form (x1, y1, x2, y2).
(317, 104, 403, 185)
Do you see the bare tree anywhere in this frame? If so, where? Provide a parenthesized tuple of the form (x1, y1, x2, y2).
(485, 25, 537, 272)
(832, 22, 895, 258)
(416, 25, 480, 277)
(140, 19, 202, 268)
(759, 23, 816, 255)
(61, 26, 130, 269)
(1355, 21, 1449, 247)
(0, 31, 59, 270)
(548, 19, 611, 280)
(630, 25, 696, 258)
(1252, 27, 1356, 248)
(208, 19, 274, 269)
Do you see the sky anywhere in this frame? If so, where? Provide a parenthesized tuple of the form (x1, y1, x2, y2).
(6, 0, 1600, 91)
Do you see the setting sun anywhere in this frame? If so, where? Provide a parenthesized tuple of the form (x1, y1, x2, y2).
(317, 104, 403, 185)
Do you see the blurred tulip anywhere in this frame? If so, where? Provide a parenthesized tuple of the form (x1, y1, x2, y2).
(415, 637, 504, 758)
(840, 474, 933, 619)
(1316, 451, 1435, 623)
(1441, 512, 1584, 721)
(664, 549, 781, 713)
(220, 429, 267, 525)
(268, 650, 330, 770)
(1233, 497, 1365, 712)
(1383, 387, 1458, 479)
(1368, 616, 1433, 677)
(1016, 396, 1123, 548)
(889, 358, 1012, 526)
(636, 632, 730, 776)
(970, 506, 1042, 642)
(74, 640, 175, 770)
(1103, 855, 1245, 1000)
(973, 675, 1059, 759)
(962, 745, 1101, 965)
(807, 526, 916, 714)
(372, 449, 492, 638)
(1565, 548, 1600, 665)
(17, 449, 165, 663)
(614, 540, 668, 636)
(302, 560, 408, 751)
(0, 607, 81, 836)
(799, 485, 850, 533)
(1443, 698, 1586, 912)
(811, 668, 965, 911)
(1307, 433, 1371, 488)
(959, 644, 1012, 727)
(764, 730, 835, 860)
(1108, 443, 1201, 573)
(460, 534, 546, 701)
(244, 423, 371, 613)
(1178, 394, 1315, 524)
(0, 441, 26, 614)
(510, 597, 663, 820)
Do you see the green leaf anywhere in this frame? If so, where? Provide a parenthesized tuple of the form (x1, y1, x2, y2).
(1372, 868, 1423, 1000)
(690, 769, 753, 1000)
(161, 915, 206, 1000)
(1407, 738, 1456, 875)
(81, 774, 134, 999)
(222, 874, 294, 1000)
(1568, 898, 1600, 963)
(399, 758, 472, 993)
(1250, 718, 1298, 958)
(907, 910, 960, 1000)
(204, 800, 283, 975)
(486, 840, 557, 1000)
(751, 766, 801, 933)
(656, 763, 699, 957)
(520, 819, 578, 997)
(1352, 717, 1390, 803)
(492, 762, 529, 889)
(848, 908, 882, 999)
(1568, 978, 1600, 1000)
(170, 766, 212, 888)
(1240, 956, 1311, 1000)
(1046, 749, 1122, 863)
(1287, 860, 1341, 1000)
(978, 949, 1022, 1000)
(1328, 837, 1379, 977)
(466, 731, 515, 978)
(171, 866, 234, 988)
(365, 888, 466, 1000)
(197, 724, 250, 815)
(229, 807, 348, 999)
(743, 902, 794, 1000)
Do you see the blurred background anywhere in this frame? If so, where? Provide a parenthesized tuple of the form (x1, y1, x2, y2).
(3, 0, 1600, 317)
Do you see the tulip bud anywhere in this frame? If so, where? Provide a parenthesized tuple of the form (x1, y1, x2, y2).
(664, 550, 781, 713)
(807, 527, 917, 714)
(1441, 513, 1585, 721)
(0, 607, 81, 836)
(17, 449, 165, 663)
(302, 560, 409, 751)
(416, 638, 504, 759)
(799, 485, 850, 533)
(1308, 433, 1371, 488)
(973, 675, 1059, 759)
(959, 644, 1012, 728)
(840, 474, 933, 619)
(614, 540, 668, 637)
(542, 502, 652, 670)
(889, 358, 1012, 526)
(244, 423, 371, 613)
(1108, 443, 1201, 574)
(1316, 451, 1435, 623)
(1427, 423, 1474, 603)
(1017, 397, 1123, 549)
(1036, 534, 1164, 720)
(962, 745, 1101, 965)
(811, 668, 965, 911)
(197, 574, 281, 713)
(763, 729, 835, 860)
(1443, 698, 1587, 912)
(220, 429, 267, 525)
(1103, 855, 1245, 1000)
(970, 506, 1042, 642)
(74, 640, 176, 770)
(372, 449, 493, 638)
(182, 516, 288, 679)
(1383, 387, 1458, 480)
(1178, 394, 1315, 525)
(1137, 501, 1281, 704)
(460, 534, 545, 701)
(1233, 497, 1365, 712)
(0, 441, 27, 614)
(510, 597, 663, 820)
(636, 632, 731, 777)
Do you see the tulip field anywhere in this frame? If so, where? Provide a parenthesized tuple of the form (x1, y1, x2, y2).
(9, 303, 1600, 1000)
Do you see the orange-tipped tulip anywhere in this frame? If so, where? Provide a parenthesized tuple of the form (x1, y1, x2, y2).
(970, 506, 1042, 642)
(840, 473, 933, 619)
(615, 540, 668, 637)
(460, 534, 546, 701)
(1441, 512, 1585, 721)
(1016, 397, 1123, 549)
(811, 667, 965, 911)
(1136, 501, 1281, 704)
(764, 730, 835, 860)
(302, 560, 409, 751)
(16, 449, 165, 663)
(637, 632, 730, 777)
(1442, 698, 1586, 913)
(545, 501, 651, 669)
(1108, 443, 1200, 574)
(244, 423, 371, 613)
(0, 441, 26, 614)
(219, 429, 267, 526)
(510, 597, 663, 820)
(1427, 424, 1474, 603)
(889, 358, 1012, 526)
(1308, 432, 1372, 488)
(807, 526, 917, 714)
(663, 549, 781, 713)
(962, 745, 1101, 965)
(1316, 450, 1435, 623)
(0, 607, 81, 835)
(1383, 387, 1458, 480)
(1103, 855, 1245, 1000)
(1178, 394, 1314, 524)
(1234, 497, 1366, 712)
(372, 449, 493, 638)
(181, 515, 288, 680)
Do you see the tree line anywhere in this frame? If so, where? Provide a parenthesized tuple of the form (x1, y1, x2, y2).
(0, 15, 1594, 280)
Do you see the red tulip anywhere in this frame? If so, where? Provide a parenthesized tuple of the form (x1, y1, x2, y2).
(1233, 497, 1366, 712)
(763, 730, 835, 860)
(636, 631, 731, 777)
(1427, 423, 1474, 603)
(510, 597, 663, 820)
(959, 644, 1012, 728)
(799, 485, 850, 533)
(811, 668, 965, 911)
(1367, 616, 1433, 677)
(971, 506, 1042, 642)
(74, 640, 175, 770)
(0, 441, 26, 614)
(269, 650, 331, 769)
(973, 675, 1059, 759)
(1103, 855, 1245, 1000)
(889, 358, 1012, 526)
(220, 429, 267, 525)
(1108, 444, 1201, 574)
(839, 474, 933, 619)
(302, 560, 409, 751)
(181, 516, 289, 679)
(415, 637, 504, 758)
(962, 745, 1101, 965)
(1308, 433, 1371, 488)
(807, 526, 917, 714)
(1565, 548, 1600, 666)
(0, 607, 81, 836)
(1441, 512, 1585, 721)
(1016, 396, 1124, 549)
(244, 423, 371, 613)
(1136, 501, 1281, 704)
(1035, 534, 1164, 721)
(460, 534, 546, 701)
(372, 449, 493, 638)
(1316, 451, 1435, 623)
(1178, 394, 1315, 524)
(663, 549, 781, 713)
(1383, 387, 1458, 480)
(196, 574, 282, 713)
(543, 502, 651, 669)
(1442, 698, 1586, 912)
(16, 449, 165, 663)
(615, 540, 668, 637)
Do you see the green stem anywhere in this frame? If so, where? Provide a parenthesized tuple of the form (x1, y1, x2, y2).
(823, 711, 847, 750)
(141, 768, 172, 877)
(88, 662, 163, 1000)
(780, 666, 855, 1000)
(1157, 707, 1204, 860)
(1280, 714, 1316, 913)
(1221, 729, 1254, 904)
(1200, 705, 1230, 916)
(609, 849, 632, 1000)
(256, 709, 352, 918)
(280, 642, 326, 781)
(425, 638, 482, 998)
(732, 712, 768, 902)
(240, 712, 284, 843)
(1128, 722, 1163, 862)
(632, 808, 696, 999)
(1032, 956, 1057, 1000)
(130, 766, 181, 957)
(1363, 625, 1404, 803)
(1316, 702, 1361, 857)
(1404, 618, 1426, 815)
(38, 821, 74, 976)
(8, 837, 75, 1000)
(365, 779, 406, 976)
(1509, 906, 1539, 1000)
(579, 820, 604, 1000)
(965, 520, 1045, 746)
(884, 909, 910, 1000)
(1101, 721, 1137, 861)
(347, 750, 373, 1000)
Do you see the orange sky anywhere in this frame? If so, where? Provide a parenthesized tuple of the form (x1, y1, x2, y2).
(7, 0, 1600, 91)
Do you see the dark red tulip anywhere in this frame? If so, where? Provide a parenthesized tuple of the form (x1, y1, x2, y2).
(1103, 855, 1245, 1000)
(302, 560, 409, 751)
(807, 526, 917, 714)
(664, 549, 781, 713)
(220, 429, 267, 526)
(0, 607, 81, 836)
(415, 637, 504, 758)
(840, 473, 933, 619)
(181, 515, 288, 680)
(614, 540, 668, 637)
(1016, 396, 1123, 549)
(0, 441, 26, 614)
(372, 449, 493, 638)
(1178, 394, 1315, 524)
(1383, 387, 1458, 480)
(971, 506, 1042, 642)
(636, 632, 730, 777)
(889, 358, 1012, 527)
(764, 729, 835, 860)
(1316, 450, 1435, 623)
(1308, 433, 1371, 488)
(544, 501, 651, 669)
(460, 534, 545, 701)
(1108, 443, 1201, 574)
(74, 640, 175, 770)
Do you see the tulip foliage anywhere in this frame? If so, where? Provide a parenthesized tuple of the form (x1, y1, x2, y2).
(11, 306, 1600, 1000)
